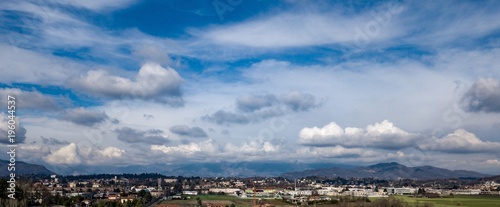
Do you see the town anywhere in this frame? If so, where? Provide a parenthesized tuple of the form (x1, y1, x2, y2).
(1, 173, 499, 207)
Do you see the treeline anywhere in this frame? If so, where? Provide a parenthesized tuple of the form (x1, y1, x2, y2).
(63, 173, 172, 180)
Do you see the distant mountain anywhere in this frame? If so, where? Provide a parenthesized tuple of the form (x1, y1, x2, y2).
(7, 160, 490, 180)
(281, 162, 490, 180)
(0, 159, 55, 177)
(46, 162, 356, 177)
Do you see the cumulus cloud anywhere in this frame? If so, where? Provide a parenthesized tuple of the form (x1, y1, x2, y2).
(116, 127, 169, 145)
(225, 140, 280, 155)
(299, 120, 418, 150)
(461, 78, 500, 113)
(68, 62, 184, 106)
(151, 139, 282, 161)
(95, 146, 125, 159)
(298, 146, 376, 158)
(0, 113, 27, 144)
(203, 91, 317, 125)
(0, 88, 62, 111)
(169, 125, 207, 138)
(44, 143, 82, 165)
(43, 143, 126, 165)
(420, 129, 500, 153)
(151, 139, 220, 156)
(61, 108, 108, 127)
(486, 159, 500, 165)
(41, 136, 70, 145)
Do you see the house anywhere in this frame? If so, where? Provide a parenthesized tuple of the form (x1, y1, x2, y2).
(108, 194, 119, 200)
(120, 195, 136, 203)
(182, 190, 198, 195)
(81, 199, 91, 206)
(150, 190, 164, 197)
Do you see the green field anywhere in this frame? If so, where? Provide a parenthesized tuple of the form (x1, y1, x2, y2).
(380, 195, 500, 207)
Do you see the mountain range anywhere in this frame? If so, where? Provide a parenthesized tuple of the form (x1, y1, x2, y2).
(281, 162, 490, 180)
(0, 160, 493, 180)
(0, 159, 54, 177)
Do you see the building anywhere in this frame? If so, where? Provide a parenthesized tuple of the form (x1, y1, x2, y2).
(386, 188, 416, 195)
(209, 188, 241, 194)
(120, 195, 136, 203)
(451, 189, 481, 195)
(182, 191, 198, 195)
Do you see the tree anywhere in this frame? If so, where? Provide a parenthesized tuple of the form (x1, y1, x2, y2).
(138, 190, 147, 198)
(144, 192, 152, 202)
(196, 197, 202, 207)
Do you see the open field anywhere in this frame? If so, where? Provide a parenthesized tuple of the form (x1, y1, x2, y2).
(159, 195, 296, 207)
(160, 194, 500, 207)
(372, 195, 500, 207)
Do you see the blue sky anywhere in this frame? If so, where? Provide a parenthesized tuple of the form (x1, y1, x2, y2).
(1, 0, 500, 174)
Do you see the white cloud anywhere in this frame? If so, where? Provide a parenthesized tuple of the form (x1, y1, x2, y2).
(297, 146, 375, 158)
(151, 139, 220, 157)
(68, 62, 184, 105)
(95, 146, 125, 158)
(299, 120, 418, 150)
(486, 159, 500, 165)
(225, 140, 280, 154)
(43, 143, 126, 165)
(0, 44, 86, 85)
(421, 129, 500, 153)
(44, 143, 82, 165)
(195, 3, 403, 48)
(53, 0, 138, 11)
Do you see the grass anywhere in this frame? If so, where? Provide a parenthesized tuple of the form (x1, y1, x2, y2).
(383, 195, 500, 207)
